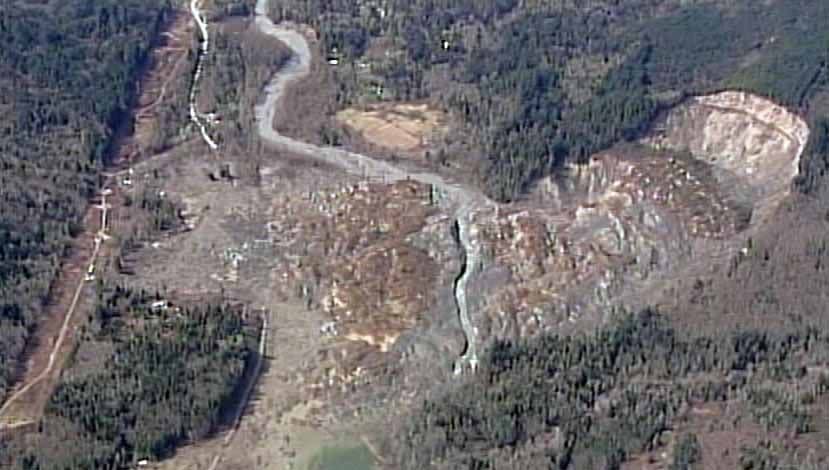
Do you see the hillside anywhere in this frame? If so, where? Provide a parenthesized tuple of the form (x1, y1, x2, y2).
(0, 0, 828, 469)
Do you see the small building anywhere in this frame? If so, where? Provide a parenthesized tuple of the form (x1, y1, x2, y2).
(150, 300, 169, 313)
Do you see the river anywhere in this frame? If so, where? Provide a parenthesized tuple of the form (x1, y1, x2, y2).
(252, 0, 489, 372)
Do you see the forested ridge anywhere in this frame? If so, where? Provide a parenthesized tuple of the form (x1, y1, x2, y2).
(385, 311, 829, 469)
(0, 285, 260, 469)
(271, 0, 829, 200)
(0, 0, 173, 401)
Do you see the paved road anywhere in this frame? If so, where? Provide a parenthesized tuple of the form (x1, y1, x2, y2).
(253, 0, 488, 372)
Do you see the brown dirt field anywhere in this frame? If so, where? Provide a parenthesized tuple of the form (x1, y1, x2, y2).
(272, 38, 451, 171)
(336, 103, 446, 152)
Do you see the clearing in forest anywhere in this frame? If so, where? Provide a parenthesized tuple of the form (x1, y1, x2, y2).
(335, 103, 445, 152)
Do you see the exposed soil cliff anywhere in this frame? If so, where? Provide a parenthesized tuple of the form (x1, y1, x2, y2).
(643, 91, 809, 221)
(464, 91, 809, 343)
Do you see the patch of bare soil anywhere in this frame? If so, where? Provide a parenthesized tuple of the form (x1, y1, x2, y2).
(271, 36, 461, 179)
(459, 91, 809, 344)
(336, 103, 446, 154)
(264, 178, 461, 390)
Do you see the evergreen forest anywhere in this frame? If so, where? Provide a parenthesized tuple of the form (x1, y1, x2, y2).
(385, 311, 829, 469)
(0, 285, 260, 469)
(0, 0, 174, 401)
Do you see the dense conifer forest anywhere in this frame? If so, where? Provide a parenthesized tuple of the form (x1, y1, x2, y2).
(0, 0, 173, 401)
(384, 311, 829, 469)
(0, 285, 260, 469)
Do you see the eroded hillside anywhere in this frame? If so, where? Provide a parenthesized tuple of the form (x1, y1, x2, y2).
(131, 2, 826, 464)
(240, 91, 810, 397)
(644, 91, 810, 220)
(463, 91, 809, 344)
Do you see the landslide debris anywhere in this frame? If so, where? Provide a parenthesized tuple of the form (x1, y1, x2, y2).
(643, 91, 809, 221)
(464, 91, 810, 344)
(257, 91, 810, 392)
(266, 180, 460, 390)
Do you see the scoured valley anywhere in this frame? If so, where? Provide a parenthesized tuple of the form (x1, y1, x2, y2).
(2, 0, 829, 469)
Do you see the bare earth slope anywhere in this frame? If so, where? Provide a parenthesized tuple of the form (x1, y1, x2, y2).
(468, 91, 809, 342)
(148, 2, 813, 469)
(253, 0, 811, 373)
(644, 91, 809, 221)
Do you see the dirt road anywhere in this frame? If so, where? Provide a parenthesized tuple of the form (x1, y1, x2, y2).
(205, 315, 269, 470)
(0, 200, 108, 429)
(0, 5, 193, 431)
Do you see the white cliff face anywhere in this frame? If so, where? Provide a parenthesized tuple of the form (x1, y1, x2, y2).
(643, 91, 809, 221)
